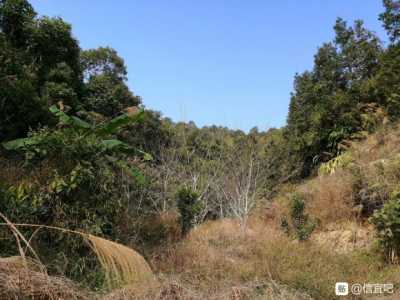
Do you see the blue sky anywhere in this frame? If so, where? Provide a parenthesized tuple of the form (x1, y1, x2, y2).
(30, 1, 387, 132)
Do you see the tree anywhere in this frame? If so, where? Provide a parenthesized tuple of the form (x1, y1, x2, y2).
(375, 44, 400, 119)
(0, 33, 49, 141)
(286, 18, 382, 177)
(334, 18, 382, 84)
(0, 0, 36, 47)
(81, 47, 140, 117)
(81, 47, 127, 81)
(32, 17, 82, 105)
(0, 1, 83, 140)
(83, 74, 140, 117)
(218, 135, 261, 229)
(380, 0, 400, 44)
(121, 110, 171, 157)
(370, 191, 400, 263)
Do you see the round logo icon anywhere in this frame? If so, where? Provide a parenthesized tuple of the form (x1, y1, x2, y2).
(351, 283, 362, 295)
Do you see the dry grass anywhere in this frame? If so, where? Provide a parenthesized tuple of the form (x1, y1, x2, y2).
(299, 170, 356, 227)
(270, 124, 400, 232)
(0, 156, 59, 188)
(352, 125, 400, 166)
(151, 217, 400, 300)
(0, 256, 90, 300)
(1, 212, 400, 299)
(311, 221, 375, 254)
(87, 234, 157, 291)
(153, 219, 310, 297)
(0, 212, 157, 299)
(0, 158, 25, 187)
(0, 212, 90, 299)
(269, 171, 356, 231)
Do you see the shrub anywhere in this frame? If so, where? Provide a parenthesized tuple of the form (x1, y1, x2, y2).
(281, 193, 316, 241)
(176, 187, 202, 235)
(370, 190, 400, 263)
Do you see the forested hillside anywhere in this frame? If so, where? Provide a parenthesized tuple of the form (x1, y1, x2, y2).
(1, 0, 400, 299)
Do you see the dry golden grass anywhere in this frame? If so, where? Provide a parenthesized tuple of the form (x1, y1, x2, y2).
(269, 171, 356, 231)
(87, 234, 157, 291)
(0, 159, 24, 187)
(311, 221, 375, 254)
(152, 217, 400, 300)
(299, 170, 355, 227)
(1, 211, 399, 299)
(0, 212, 157, 299)
(0, 256, 90, 300)
(0, 156, 60, 188)
(270, 125, 400, 232)
(352, 125, 400, 166)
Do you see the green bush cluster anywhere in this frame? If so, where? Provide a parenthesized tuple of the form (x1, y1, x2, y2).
(281, 193, 316, 241)
(176, 187, 203, 235)
(370, 190, 400, 263)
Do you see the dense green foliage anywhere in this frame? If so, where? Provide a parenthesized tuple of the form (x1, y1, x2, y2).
(176, 187, 202, 235)
(380, 0, 400, 43)
(281, 193, 316, 241)
(0, 0, 141, 142)
(371, 191, 400, 263)
(286, 18, 384, 176)
(0, 106, 149, 286)
(81, 47, 141, 117)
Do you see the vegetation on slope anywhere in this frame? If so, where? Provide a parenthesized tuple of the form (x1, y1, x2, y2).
(1, 0, 400, 299)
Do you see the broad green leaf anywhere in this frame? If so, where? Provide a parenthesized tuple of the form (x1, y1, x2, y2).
(114, 159, 146, 185)
(96, 109, 145, 136)
(49, 105, 91, 130)
(101, 139, 131, 151)
(101, 140, 153, 161)
(2, 137, 42, 150)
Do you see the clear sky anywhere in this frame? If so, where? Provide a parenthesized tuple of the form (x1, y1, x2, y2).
(30, 0, 387, 132)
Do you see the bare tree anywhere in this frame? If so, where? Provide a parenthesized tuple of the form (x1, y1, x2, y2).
(137, 124, 262, 230)
(219, 149, 261, 229)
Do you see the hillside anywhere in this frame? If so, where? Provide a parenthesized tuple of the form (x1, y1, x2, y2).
(2, 0, 400, 299)
(2, 125, 400, 299)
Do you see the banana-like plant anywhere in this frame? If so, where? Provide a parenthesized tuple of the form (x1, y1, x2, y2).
(3, 105, 151, 184)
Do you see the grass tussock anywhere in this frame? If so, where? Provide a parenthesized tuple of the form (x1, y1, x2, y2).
(87, 234, 157, 291)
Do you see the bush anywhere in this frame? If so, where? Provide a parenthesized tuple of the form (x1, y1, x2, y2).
(176, 187, 202, 235)
(370, 190, 400, 263)
(281, 193, 316, 241)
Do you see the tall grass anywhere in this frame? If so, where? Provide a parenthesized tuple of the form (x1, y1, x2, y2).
(154, 217, 400, 299)
(86, 234, 156, 290)
(0, 212, 156, 299)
